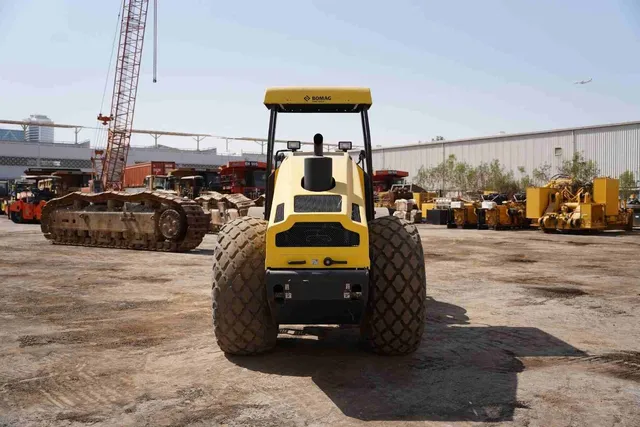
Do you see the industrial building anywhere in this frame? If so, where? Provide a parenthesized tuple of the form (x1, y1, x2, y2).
(371, 120, 640, 185)
(0, 138, 265, 179)
(24, 114, 55, 143)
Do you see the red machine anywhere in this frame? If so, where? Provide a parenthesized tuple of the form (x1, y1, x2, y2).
(372, 169, 409, 192)
(219, 161, 267, 199)
(8, 176, 57, 223)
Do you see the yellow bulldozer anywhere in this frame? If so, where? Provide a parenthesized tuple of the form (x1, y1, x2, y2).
(211, 87, 426, 356)
(526, 175, 633, 232)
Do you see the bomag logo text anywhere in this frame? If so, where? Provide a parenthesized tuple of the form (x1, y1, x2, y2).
(311, 95, 331, 101)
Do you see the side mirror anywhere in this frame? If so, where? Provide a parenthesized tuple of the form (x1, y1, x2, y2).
(357, 149, 366, 166)
(287, 141, 301, 152)
(338, 141, 352, 152)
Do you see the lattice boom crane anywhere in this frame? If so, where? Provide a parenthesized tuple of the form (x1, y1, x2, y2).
(40, 0, 210, 253)
(96, 0, 150, 191)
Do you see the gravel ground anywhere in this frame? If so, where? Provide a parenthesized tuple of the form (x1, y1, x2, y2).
(0, 218, 639, 426)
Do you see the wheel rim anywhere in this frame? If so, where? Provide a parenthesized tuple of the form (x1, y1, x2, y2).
(159, 209, 183, 240)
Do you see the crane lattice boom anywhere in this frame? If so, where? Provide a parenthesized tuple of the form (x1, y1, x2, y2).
(99, 0, 150, 190)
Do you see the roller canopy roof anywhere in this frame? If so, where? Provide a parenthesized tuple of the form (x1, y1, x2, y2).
(264, 87, 372, 113)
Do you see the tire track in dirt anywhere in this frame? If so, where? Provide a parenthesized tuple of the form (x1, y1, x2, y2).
(2, 364, 134, 412)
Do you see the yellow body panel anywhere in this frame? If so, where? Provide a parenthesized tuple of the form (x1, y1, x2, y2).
(421, 203, 435, 218)
(412, 191, 437, 207)
(486, 205, 511, 227)
(453, 205, 477, 226)
(593, 177, 619, 216)
(579, 203, 605, 229)
(265, 153, 369, 269)
(526, 187, 553, 219)
(264, 87, 372, 106)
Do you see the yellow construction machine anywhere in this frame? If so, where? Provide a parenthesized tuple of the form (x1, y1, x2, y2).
(372, 170, 435, 223)
(477, 193, 529, 230)
(211, 87, 426, 356)
(448, 199, 480, 229)
(526, 175, 633, 232)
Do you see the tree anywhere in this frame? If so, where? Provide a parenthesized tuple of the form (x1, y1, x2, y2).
(431, 136, 445, 141)
(518, 166, 532, 190)
(414, 156, 524, 196)
(414, 154, 457, 191)
(559, 152, 599, 185)
(619, 170, 637, 199)
(532, 163, 552, 185)
(484, 160, 519, 195)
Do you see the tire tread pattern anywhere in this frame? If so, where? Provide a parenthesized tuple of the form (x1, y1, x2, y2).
(212, 217, 277, 355)
(362, 216, 426, 355)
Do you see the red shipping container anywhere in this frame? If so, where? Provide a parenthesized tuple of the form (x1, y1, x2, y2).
(123, 161, 176, 188)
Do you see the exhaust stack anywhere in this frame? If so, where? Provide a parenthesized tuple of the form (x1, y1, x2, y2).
(303, 133, 333, 192)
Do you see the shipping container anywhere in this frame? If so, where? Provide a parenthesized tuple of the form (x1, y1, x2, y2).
(123, 161, 176, 188)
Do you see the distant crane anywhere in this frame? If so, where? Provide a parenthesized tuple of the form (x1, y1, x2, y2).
(94, 0, 155, 191)
(573, 77, 592, 85)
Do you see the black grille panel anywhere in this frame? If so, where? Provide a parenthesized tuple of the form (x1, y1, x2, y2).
(276, 222, 360, 247)
(274, 203, 285, 222)
(294, 195, 342, 212)
(351, 203, 361, 222)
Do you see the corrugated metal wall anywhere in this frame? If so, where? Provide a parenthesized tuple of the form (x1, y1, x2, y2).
(372, 121, 640, 181)
(575, 123, 640, 178)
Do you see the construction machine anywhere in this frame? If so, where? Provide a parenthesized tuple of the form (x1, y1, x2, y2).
(40, 0, 209, 251)
(37, 170, 93, 196)
(219, 161, 267, 200)
(0, 180, 9, 216)
(7, 175, 58, 224)
(372, 169, 408, 206)
(477, 192, 529, 230)
(448, 199, 480, 229)
(196, 191, 257, 232)
(211, 87, 426, 356)
(166, 167, 223, 193)
(526, 176, 633, 232)
(372, 171, 434, 223)
(121, 162, 258, 233)
(629, 195, 640, 228)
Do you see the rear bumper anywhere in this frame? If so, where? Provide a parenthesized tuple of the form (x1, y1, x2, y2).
(265, 269, 369, 324)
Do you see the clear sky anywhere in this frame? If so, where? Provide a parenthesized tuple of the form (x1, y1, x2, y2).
(1, 0, 639, 152)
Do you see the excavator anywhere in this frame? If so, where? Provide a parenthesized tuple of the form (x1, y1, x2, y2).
(40, 0, 209, 251)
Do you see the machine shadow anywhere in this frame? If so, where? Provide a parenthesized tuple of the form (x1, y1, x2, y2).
(183, 248, 215, 256)
(228, 298, 585, 422)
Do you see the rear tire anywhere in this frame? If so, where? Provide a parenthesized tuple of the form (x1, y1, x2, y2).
(10, 211, 21, 223)
(361, 216, 426, 355)
(212, 217, 277, 355)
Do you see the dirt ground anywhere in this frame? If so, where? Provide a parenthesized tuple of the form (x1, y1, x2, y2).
(0, 219, 639, 427)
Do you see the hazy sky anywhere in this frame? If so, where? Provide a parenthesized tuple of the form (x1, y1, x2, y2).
(1, 0, 639, 152)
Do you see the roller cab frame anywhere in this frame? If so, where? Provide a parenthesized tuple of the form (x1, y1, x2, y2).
(262, 87, 376, 325)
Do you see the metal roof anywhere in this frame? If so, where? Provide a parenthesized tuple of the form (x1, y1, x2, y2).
(373, 119, 640, 151)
